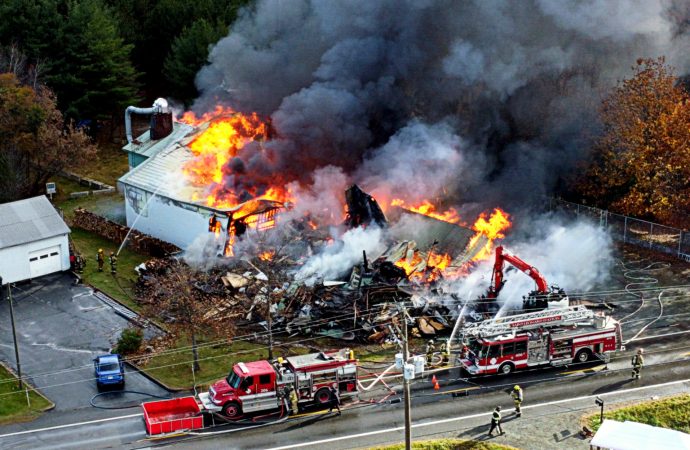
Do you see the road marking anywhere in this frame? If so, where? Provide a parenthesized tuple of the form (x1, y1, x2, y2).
(0, 413, 142, 439)
(265, 377, 690, 450)
(431, 386, 480, 396)
(560, 364, 606, 375)
(4, 376, 690, 443)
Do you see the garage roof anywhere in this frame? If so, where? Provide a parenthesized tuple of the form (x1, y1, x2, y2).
(0, 196, 70, 249)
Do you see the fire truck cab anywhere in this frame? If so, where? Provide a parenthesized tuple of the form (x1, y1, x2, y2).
(200, 348, 357, 418)
(458, 306, 621, 376)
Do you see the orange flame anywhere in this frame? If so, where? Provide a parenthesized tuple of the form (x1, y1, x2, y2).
(395, 249, 452, 283)
(258, 250, 275, 261)
(468, 208, 511, 261)
(180, 107, 293, 210)
(391, 198, 461, 224)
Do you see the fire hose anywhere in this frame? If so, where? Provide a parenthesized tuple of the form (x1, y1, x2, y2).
(90, 390, 171, 410)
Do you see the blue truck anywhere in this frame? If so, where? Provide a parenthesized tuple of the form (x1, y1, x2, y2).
(94, 354, 125, 390)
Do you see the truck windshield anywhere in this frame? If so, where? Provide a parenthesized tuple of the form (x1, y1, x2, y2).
(99, 363, 119, 372)
(226, 371, 241, 388)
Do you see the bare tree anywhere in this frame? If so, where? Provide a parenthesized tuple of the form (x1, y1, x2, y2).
(139, 261, 236, 371)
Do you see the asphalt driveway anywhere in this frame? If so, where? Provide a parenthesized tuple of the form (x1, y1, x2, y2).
(0, 272, 168, 411)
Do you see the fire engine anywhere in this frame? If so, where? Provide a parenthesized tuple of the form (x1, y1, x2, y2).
(457, 306, 621, 376)
(198, 348, 358, 418)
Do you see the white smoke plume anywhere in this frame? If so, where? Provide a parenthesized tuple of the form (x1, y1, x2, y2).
(447, 216, 614, 310)
(294, 226, 386, 284)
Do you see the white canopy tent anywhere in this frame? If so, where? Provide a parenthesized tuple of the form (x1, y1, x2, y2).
(590, 420, 690, 450)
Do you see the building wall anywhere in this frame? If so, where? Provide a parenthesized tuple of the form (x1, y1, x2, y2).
(124, 187, 224, 250)
(0, 234, 70, 284)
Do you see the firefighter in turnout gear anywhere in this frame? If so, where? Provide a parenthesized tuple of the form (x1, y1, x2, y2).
(97, 249, 105, 272)
(488, 406, 504, 436)
(631, 348, 644, 379)
(289, 387, 299, 415)
(439, 339, 450, 364)
(109, 252, 117, 275)
(426, 340, 436, 364)
(511, 385, 523, 417)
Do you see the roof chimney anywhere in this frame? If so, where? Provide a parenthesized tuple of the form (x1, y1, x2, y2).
(124, 98, 172, 144)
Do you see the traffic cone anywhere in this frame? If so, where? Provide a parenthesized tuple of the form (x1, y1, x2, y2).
(431, 374, 437, 385)
(433, 381, 440, 390)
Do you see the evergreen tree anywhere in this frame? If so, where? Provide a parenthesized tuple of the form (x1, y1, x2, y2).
(163, 19, 227, 105)
(0, 0, 64, 61)
(48, 0, 140, 123)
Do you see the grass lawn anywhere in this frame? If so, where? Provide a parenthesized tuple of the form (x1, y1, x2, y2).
(0, 366, 52, 425)
(69, 228, 148, 312)
(586, 394, 690, 433)
(138, 336, 312, 390)
(370, 439, 516, 450)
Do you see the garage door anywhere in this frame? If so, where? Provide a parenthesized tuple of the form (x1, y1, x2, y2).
(29, 246, 62, 279)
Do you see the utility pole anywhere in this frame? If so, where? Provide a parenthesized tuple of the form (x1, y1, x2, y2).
(3, 278, 23, 389)
(402, 306, 412, 450)
(267, 297, 274, 360)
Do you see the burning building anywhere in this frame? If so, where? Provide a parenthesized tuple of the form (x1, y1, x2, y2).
(118, 101, 285, 252)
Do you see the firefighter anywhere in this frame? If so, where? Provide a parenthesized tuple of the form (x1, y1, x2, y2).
(109, 251, 117, 275)
(328, 386, 341, 415)
(439, 339, 450, 364)
(426, 339, 436, 364)
(631, 348, 644, 379)
(289, 387, 299, 415)
(488, 405, 504, 436)
(75, 253, 85, 274)
(511, 385, 523, 417)
(96, 249, 105, 272)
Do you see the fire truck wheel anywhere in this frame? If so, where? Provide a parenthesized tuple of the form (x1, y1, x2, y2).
(498, 363, 514, 375)
(314, 388, 331, 405)
(575, 349, 592, 363)
(222, 401, 242, 418)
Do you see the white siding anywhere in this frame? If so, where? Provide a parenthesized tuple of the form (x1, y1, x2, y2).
(124, 193, 216, 250)
(0, 234, 70, 283)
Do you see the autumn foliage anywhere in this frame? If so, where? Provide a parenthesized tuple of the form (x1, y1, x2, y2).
(0, 72, 96, 203)
(579, 57, 690, 228)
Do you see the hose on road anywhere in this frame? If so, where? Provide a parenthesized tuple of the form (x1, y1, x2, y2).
(90, 390, 171, 410)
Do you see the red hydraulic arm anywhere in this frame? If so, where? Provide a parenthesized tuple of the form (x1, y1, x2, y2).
(488, 246, 549, 299)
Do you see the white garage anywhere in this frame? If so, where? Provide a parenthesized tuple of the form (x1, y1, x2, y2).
(0, 196, 71, 284)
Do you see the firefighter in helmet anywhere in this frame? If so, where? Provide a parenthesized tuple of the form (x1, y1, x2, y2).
(439, 339, 450, 364)
(109, 251, 117, 275)
(96, 248, 105, 272)
(511, 385, 523, 417)
(425, 339, 436, 364)
(631, 348, 644, 379)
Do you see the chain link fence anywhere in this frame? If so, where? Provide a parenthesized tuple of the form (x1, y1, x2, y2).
(550, 198, 690, 262)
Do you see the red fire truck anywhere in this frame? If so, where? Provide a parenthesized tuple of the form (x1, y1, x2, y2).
(458, 306, 621, 376)
(199, 348, 358, 418)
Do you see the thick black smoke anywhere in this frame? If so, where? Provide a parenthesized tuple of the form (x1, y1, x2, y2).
(193, 0, 689, 216)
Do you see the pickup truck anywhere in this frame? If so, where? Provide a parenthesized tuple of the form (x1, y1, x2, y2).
(94, 354, 125, 390)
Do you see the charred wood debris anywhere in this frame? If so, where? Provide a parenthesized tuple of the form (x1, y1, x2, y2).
(134, 185, 453, 344)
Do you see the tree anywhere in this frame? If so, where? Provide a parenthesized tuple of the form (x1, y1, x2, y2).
(107, 0, 247, 96)
(163, 19, 227, 105)
(0, 0, 64, 62)
(139, 261, 236, 371)
(0, 72, 96, 203)
(579, 57, 690, 227)
(47, 0, 140, 124)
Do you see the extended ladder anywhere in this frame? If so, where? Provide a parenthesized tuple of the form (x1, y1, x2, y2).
(460, 305, 594, 338)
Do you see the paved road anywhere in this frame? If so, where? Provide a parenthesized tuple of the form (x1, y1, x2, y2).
(0, 273, 168, 411)
(2, 341, 689, 450)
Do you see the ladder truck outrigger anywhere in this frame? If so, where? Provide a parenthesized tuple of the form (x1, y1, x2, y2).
(456, 306, 622, 376)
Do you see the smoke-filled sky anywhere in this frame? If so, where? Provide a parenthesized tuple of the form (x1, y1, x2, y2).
(191, 0, 690, 216)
